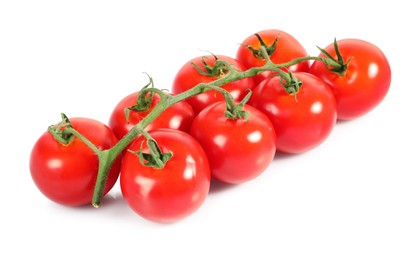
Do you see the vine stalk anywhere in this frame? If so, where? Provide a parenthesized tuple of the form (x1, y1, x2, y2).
(57, 45, 345, 208)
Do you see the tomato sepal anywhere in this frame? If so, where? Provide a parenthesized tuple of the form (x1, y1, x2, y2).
(128, 138, 173, 169)
(279, 70, 303, 100)
(191, 54, 229, 78)
(47, 113, 75, 145)
(124, 74, 156, 123)
(316, 38, 350, 76)
(242, 32, 279, 59)
(223, 90, 252, 121)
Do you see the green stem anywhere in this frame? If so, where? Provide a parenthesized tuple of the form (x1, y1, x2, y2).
(60, 127, 115, 207)
(92, 150, 114, 208)
(71, 45, 344, 207)
(66, 127, 101, 155)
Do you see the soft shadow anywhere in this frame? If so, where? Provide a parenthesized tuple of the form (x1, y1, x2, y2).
(48, 191, 127, 212)
(335, 118, 355, 126)
(100, 191, 127, 208)
(273, 151, 301, 161)
(209, 178, 237, 194)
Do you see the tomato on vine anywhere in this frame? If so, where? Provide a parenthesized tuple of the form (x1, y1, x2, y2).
(249, 72, 337, 154)
(172, 54, 256, 113)
(309, 38, 391, 120)
(189, 98, 276, 184)
(120, 129, 211, 223)
(29, 28, 392, 222)
(236, 29, 310, 84)
(30, 116, 121, 206)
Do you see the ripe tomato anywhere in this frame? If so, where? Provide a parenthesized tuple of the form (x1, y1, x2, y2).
(249, 72, 337, 154)
(236, 29, 310, 84)
(120, 129, 210, 223)
(109, 91, 195, 140)
(309, 38, 391, 120)
(30, 118, 121, 206)
(189, 102, 276, 184)
(171, 55, 256, 114)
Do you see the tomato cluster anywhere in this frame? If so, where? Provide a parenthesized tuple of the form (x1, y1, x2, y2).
(29, 29, 391, 223)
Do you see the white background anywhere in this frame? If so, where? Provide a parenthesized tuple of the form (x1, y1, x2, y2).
(1, 1, 418, 259)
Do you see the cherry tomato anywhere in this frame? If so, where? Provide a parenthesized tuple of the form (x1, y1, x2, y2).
(309, 38, 391, 120)
(109, 92, 195, 140)
(120, 129, 210, 223)
(236, 29, 310, 84)
(249, 72, 337, 154)
(172, 55, 256, 114)
(189, 102, 276, 184)
(30, 118, 121, 206)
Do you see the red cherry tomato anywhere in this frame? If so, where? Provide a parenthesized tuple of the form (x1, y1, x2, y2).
(30, 118, 121, 206)
(172, 55, 256, 114)
(249, 72, 337, 154)
(236, 29, 310, 84)
(120, 129, 211, 223)
(309, 38, 391, 120)
(109, 92, 195, 140)
(189, 102, 276, 184)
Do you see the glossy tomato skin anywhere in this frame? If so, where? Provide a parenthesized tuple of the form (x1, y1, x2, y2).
(189, 102, 276, 184)
(109, 92, 195, 140)
(30, 118, 121, 206)
(249, 73, 337, 154)
(236, 29, 310, 84)
(309, 39, 391, 120)
(172, 55, 256, 114)
(120, 129, 211, 223)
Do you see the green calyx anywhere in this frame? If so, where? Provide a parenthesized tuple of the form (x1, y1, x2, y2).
(191, 54, 229, 78)
(124, 74, 155, 123)
(129, 138, 173, 169)
(280, 71, 303, 100)
(48, 113, 74, 145)
(224, 90, 252, 121)
(317, 38, 350, 76)
(243, 33, 279, 60)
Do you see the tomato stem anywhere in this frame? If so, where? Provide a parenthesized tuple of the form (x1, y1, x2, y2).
(63, 43, 346, 207)
(65, 127, 101, 155)
(129, 138, 173, 169)
(191, 54, 229, 78)
(124, 74, 156, 122)
(242, 33, 279, 59)
(48, 113, 75, 145)
(257, 46, 302, 96)
(92, 150, 115, 208)
(316, 38, 349, 76)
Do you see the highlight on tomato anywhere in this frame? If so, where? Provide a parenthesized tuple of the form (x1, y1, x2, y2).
(30, 117, 121, 206)
(120, 129, 211, 223)
(249, 72, 337, 154)
(171, 54, 256, 114)
(236, 29, 310, 84)
(189, 100, 276, 184)
(309, 38, 391, 120)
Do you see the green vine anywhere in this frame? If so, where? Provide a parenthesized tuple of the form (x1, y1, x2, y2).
(50, 42, 348, 208)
